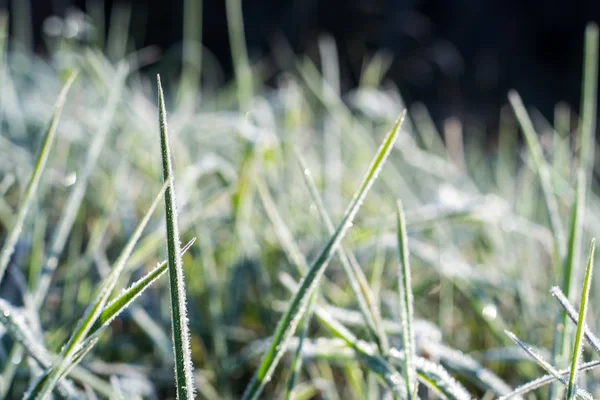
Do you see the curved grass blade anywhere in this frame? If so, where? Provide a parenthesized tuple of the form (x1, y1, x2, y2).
(157, 75, 196, 400)
(395, 200, 417, 398)
(567, 239, 595, 399)
(500, 360, 600, 399)
(24, 181, 169, 399)
(241, 111, 406, 400)
(550, 286, 600, 355)
(504, 330, 592, 400)
(90, 238, 196, 336)
(0, 70, 78, 284)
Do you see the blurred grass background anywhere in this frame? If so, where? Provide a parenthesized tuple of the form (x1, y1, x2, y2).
(0, 1, 599, 399)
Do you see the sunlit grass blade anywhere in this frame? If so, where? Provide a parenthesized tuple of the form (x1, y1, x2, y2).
(157, 74, 196, 400)
(395, 200, 417, 398)
(24, 181, 169, 399)
(508, 90, 566, 265)
(295, 152, 389, 354)
(551, 286, 600, 354)
(504, 331, 593, 399)
(567, 239, 595, 399)
(90, 238, 196, 337)
(500, 360, 600, 399)
(241, 111, 406, 400)
(0, 69, 78, 284)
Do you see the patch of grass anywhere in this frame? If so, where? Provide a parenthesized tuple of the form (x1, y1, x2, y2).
(1, 9, 600, 400)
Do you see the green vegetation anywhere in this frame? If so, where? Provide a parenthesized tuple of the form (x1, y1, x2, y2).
(2, 5, 600, 399)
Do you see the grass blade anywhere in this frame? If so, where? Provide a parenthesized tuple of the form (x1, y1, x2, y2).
(558, 169, 587, 361)
(91, 238, 196, 337)
(241, 111, 406, 400)
(295, 152, 389, 355)
(396, 200, 417, 398)
(508, 90, 566, 265)
(567, 239, 595, 399)
(0, 70, 78, 284)
(157, 74, 196, 400)
(578, 23, 599, 181)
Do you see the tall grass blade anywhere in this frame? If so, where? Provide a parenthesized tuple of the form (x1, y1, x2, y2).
(241, 111, 406, 400)
(567, 239, 595, 399)
(0, 70, 78, 284)
(578, 23, 599, 181)
(508, 90, 566, 264)
(395, 200, 417, 398)
(225, 0, 252, 106)
(295, 152, 389, 354)
(557, 169, 588, 368)
(157, 75, 196, 400)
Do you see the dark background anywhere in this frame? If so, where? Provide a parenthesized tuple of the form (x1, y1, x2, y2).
(5, 0, 600, 134)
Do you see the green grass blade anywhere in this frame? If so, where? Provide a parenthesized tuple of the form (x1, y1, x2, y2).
(557, 168, 588, 366)
(395, 200, 417, 398)
(90, 238, 196, 336)
(578, 23, 599, 181)
(157, 74, 196, 400)
(505, 331, 593, 400)
(567, 239, 595, 399)
(241, 111, 406, 400)
(0, 69, 78, 284)
(25, 181, 169, 399)
(508, 90, 566, 264)
(295, 152, 389, 354)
